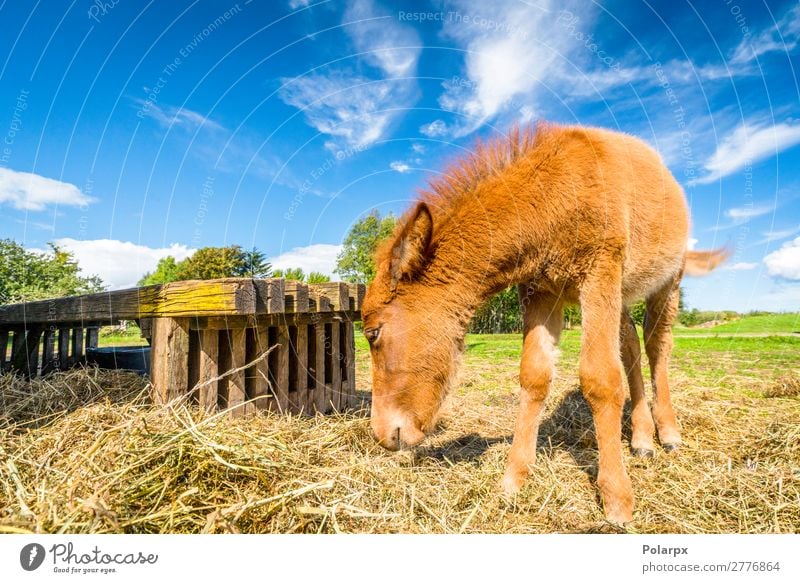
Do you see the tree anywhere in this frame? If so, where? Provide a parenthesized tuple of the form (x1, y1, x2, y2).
(242, 247, 272, 278)
(335, 210, 397, 284)
(273, 267, 305, 281)
(307, 271, 331, 283)
(174, 245, 249, 280)
(138, 256, 180, 286)
(0, 239, 104, 304)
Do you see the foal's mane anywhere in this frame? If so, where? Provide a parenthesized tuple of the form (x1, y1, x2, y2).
(418, 123, 543, 210)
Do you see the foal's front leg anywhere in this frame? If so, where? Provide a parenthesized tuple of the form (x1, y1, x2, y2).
(502, 288, 563, 495)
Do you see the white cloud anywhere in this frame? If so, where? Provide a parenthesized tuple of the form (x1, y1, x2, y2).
(726, 203, 775, 221)
(420, 119, 448, 137)
(389, 161, 411, 173)
(288, 0, 310, 9)
(0, 168, 95, 211)
(730, 3, 800, 64)
(344, 0, 421, 77)
(269, 243, 343, 277)
(687, 237, 698, 250)
(723, 261, 758, 271)
(411, 143, 425, 154)
(764, 236, 800, 280)
(758, 225, 800, 244)
(50, 238, 196, 290)
(693, 122, 800, 184)
(134, 99, 224, 132)
(279, 0, 420, 148)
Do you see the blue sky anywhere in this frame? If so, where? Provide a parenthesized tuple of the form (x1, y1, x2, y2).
(0, 0, 798, 311)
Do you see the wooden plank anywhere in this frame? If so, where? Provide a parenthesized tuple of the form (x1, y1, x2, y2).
(254, 279, 285, 314)
(9, 327, 43, 377)
(283, 281, 309, 313)
(85, 327, 100, 350)
(150, 318, 190, 405)
(71, 328, 84, 365)
(225, 328, 247, 417)
(197, 329, 219, 413)
(41, 328, 57, 375)
(0, 329, 8, 370)
(347, 283, 366, 311)
(309, 282, 349, 311)
(307, 291, 331, 313)
(330, 322, 342, 411)
(139, 318, 152, 341)
(0, 278, 258, 325)
(343, 321, 356, 410)
(250, 325, 271, 412)
(314, 322, 328, 413)
(274, 326, 290, 412)
(57, 328, 70, 370)
(288, 324, 309, 414)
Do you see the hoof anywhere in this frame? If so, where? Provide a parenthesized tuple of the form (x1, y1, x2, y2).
(631, 448, 654, 458)
(662, 443, 681, 453)
(500, 471, 525, 498)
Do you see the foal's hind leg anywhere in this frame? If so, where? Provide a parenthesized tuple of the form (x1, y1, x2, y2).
(620, 310, 656, 456)
(501, 287, 563, 495)
(644, 277, 682, 450)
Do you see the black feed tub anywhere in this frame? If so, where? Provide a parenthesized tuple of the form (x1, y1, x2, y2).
(85, 346, 150, 375)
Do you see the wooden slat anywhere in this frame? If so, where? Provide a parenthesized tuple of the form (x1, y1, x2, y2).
(0, 329, 8, 370)
(57, 328, 70, 370)
(343, 321, 356, 410)
(139, 318, 152, 340)
(254, 279, 285, 314)
(288, 325, 309, 414)
(307, 291, 331, 313)
(251, 325, 271, 411)
(197, 329, 219, 413)
(41, 328, 57, 375)
(0, 278, 258, 325)
(10, 327, 43, 377)
(85, 327, 100, 350)
(283, 281, 309, 313)
(225, 328, 247, 417)
(150, 318, 190, 404)
(309, 282, 349, 311)
(330, 322, 342, 411)
(314, 323, 328, 413)
(71, 328, 84, 365)
(347, 283, 366, 311)
(274, 327, 290, 412)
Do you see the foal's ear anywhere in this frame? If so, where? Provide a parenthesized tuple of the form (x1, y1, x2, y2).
(390, 202, 433, 287)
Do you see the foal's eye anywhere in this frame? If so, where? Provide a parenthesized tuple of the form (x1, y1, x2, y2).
(364, 327, 381, 344)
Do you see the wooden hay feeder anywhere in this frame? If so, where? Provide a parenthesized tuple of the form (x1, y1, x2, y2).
(0, 278, 365, 416)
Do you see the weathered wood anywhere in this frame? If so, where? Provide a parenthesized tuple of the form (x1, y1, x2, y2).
(139, 318, 152, 340)
(41, 328, 57, 374)
(10, 327, 43, 376)
(307, 291, 331, 313)
(288, 325, 309, 414)
(330, 322, 342, 411)
(254, 279, 285, 314)
(0, 278, 257, 325)
(347, 283, 366, 311)
(314, 323, 328, 413)
(224, 328, 247, 417)
(283, 281, 309, 313)
(151, 318, 190, 405)
(85, 327, 100, 350)
(249, 325, 271, 412)
(0, 329, 8, 369)
(197, 329, 219, 413)
(342, 321, 355, 410)
(57, 328, 70, 370)
(310, 282, 349, 311)
(272, 327, 290, 412)
(71, 328, 84, 365)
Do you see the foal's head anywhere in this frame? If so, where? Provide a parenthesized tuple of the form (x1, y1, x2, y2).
(362, 202, 466, 451)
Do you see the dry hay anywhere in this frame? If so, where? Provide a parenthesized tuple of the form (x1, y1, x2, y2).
(1, 360, 799, 534)
(764, 375, 800, 399)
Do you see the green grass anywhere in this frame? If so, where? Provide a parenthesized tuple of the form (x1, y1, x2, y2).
(674, 313, 800, 335)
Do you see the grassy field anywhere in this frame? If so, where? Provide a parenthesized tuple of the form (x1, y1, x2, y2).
(1, 316, 798, 534)
(673, 313, 800, 336)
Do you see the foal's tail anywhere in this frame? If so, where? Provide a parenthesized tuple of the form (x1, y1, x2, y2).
(684, 247, 731, 276)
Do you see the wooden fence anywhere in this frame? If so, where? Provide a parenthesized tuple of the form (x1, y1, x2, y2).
(0, 278, 364, 415)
